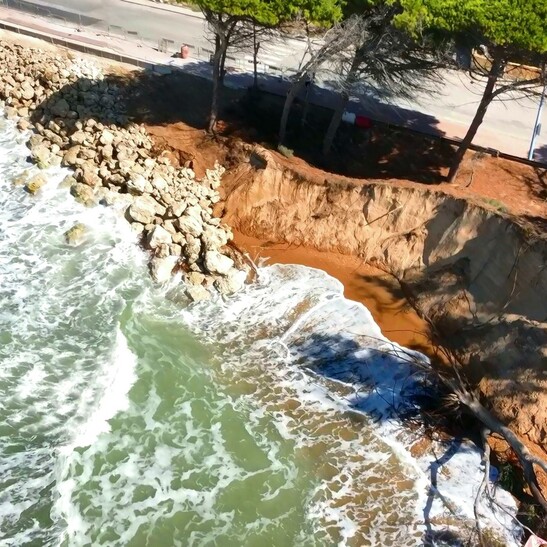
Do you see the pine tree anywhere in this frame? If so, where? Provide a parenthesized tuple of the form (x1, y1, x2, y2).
(397, 0, 547, 181)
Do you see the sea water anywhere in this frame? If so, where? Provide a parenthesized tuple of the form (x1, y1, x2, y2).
(0, 110, 520, 546)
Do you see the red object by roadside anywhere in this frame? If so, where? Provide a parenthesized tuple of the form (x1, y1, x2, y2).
(181, 45, 190, 59)
(355, 115, 372, 129)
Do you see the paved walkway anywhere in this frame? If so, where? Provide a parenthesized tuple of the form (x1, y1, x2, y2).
(0, 4, 545, 164)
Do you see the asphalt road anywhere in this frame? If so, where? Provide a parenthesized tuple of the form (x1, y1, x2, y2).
(4, 0, 547, 161)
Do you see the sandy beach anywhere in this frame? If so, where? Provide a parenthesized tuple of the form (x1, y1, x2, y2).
(235, 232, 434, 356)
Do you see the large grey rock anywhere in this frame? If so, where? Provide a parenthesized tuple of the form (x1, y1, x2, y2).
(4, 106, 18, 119)
(20, 81, 34, 100)
(151, 175, 167, 192)
(59, 174, 77, 188)
(25, 173, 47, 194)
(185, 234, 201, 264)
(13, 170, 32, 187)
(201, 225, 230, 251)
(99, 129, 114, 146)
(17, 118, 31, 131)
(214, 269, 245, 295)
(170, 202, 187, 217)
(31, 144, 52, 169)
(204, 251, 234, 276)
(62, 145, 81, 167)
(101, 143, 113, 159)
(175, 214, 202, 238)
(127, 195, 160, 224)
(70, 183, 96, 207)
(127, 174, 151, 195)
(50, 98, 70, 117)
(64, 223, 87, 245)
(70, 130, 88, 145)
(150, 255, 178, 283)
(185, 271, 206, 286)
(186, 285, 211, 303)
(146, 225, 172, 249)
(81, 164, 101, 187)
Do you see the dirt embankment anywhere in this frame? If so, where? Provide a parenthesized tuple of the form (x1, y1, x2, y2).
(218, 146, 547, 452)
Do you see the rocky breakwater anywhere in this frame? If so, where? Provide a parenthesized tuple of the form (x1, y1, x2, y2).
(0, 42, 247, 300)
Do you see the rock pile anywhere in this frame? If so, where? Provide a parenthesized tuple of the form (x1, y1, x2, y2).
(0, 42, 247, 299)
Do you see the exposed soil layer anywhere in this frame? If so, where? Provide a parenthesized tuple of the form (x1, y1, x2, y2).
(2, 29, 546, 534)
(138, 84, 547, 501)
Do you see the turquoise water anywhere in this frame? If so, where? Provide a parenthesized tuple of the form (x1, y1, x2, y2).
(0, 112, 518, 547)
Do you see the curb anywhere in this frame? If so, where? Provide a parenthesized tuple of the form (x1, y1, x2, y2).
(0, 20, 155, 70)
(119, 0, 204, 20)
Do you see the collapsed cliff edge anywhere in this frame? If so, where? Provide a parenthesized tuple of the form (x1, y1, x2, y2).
(218, 145, 547, 500)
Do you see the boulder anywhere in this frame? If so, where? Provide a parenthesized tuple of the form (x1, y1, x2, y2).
(17, 117, 30, 130)
(170, 202, 187, 217)
(31, 144, 52, 169)
(101, 143, 113, 159)
(64, 223, 87, 245)
(185, 234, 202, 264)
(50, 98, 70, 117)
(175, 214, 202, 238)
(99, 129, 114, 145)
(70, 130, 88, 145)
(81, 164, 101, 187)
(146, 225, 172, 249)
(127, 174, 148, 195)
(62, 145, 81, 167)
(70, 183, 96, 207)
(127, 195, 160, 224)
(201, 225, 230, 251)
(25, 173, 47, 194)
(131, 222, 144, 235)
(204, 250, 234, 276)
(149, 255, 178, 283)
(59, 174, 77, 188)
(214, 269, 245, 295)
(186, 285, 211, 303)
(169, 243, 182, 256)
(12, 170, 32, 187)
(20, 81, 34, 100)
(4, 105, 18, 119)
(151, 175, 167, 192)
(185, 271, 206, 286)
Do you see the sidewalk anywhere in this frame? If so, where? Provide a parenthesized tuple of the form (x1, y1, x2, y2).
(120, 0, 204, 20)
(0, 5, 544, 164)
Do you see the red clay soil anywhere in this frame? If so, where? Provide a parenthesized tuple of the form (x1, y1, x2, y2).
(147, 121, 547, 225)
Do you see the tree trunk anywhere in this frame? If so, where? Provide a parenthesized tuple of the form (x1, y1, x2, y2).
(300, 82, 312, 129)
(322, 92, 349, 155)
(208, 34, 223, 133)
(323, 50, 363, 155)
(447, 54, 505, 183)
(279, 75, 307, 145)
(457, 389, 547, 512)
(219, 43, 228, 85)
(252, 23, 259, 90)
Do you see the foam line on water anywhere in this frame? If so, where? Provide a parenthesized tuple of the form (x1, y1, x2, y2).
(0, 102, 520, 546)
(172, 263, 521, 545)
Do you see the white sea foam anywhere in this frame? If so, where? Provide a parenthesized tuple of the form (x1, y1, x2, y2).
(0, 102, 521, 547)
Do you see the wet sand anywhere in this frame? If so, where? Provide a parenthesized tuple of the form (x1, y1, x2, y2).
(235, 232, 434, 356)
